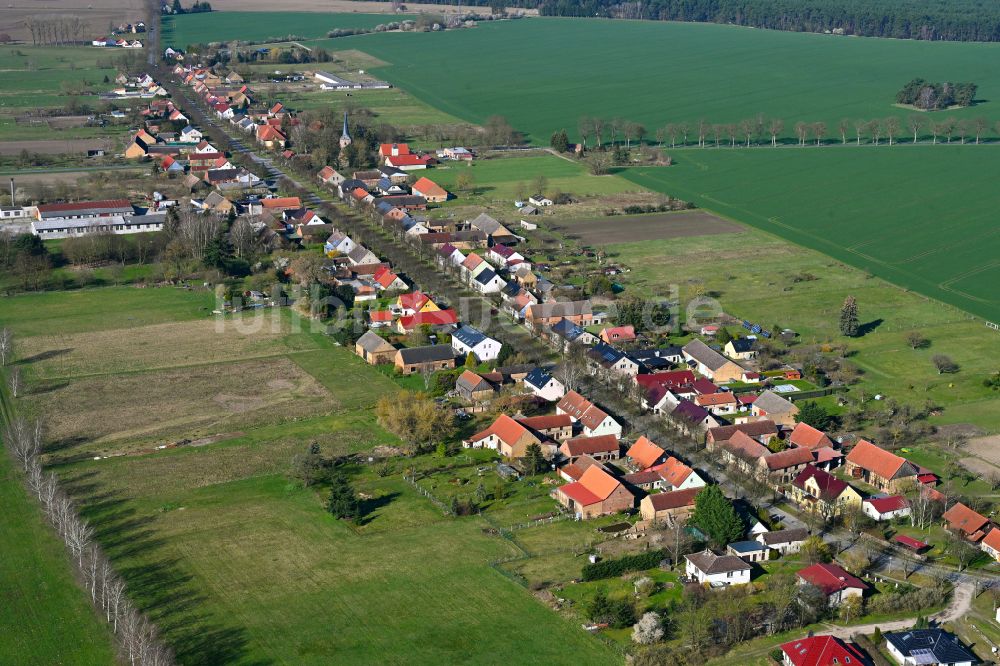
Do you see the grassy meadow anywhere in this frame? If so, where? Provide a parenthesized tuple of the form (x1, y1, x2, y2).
(605, 225, 1000, 431)
(162, 11, 406, 47)
(619, 145, 1000, 322)
(0, 287, 619, 665)
(0, 445, 117, 665)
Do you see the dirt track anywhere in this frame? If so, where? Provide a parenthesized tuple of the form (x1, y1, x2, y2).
(550, 210, 744, 245)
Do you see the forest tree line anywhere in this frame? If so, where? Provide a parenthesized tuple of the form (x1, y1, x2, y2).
(405, 0, 1000, 41)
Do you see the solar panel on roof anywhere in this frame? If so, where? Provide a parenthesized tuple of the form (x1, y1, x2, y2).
(761, 330, 771, 338)
(742, 320, 752, 329)
(751, 324, 762, 334)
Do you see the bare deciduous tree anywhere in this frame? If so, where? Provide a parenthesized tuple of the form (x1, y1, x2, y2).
(0, 328, 13, 366)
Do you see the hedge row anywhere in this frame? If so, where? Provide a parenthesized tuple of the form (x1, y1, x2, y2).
(581, 549, 668, 581)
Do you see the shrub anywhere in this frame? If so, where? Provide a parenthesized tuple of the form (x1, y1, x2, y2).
(581, 549, 667, 581)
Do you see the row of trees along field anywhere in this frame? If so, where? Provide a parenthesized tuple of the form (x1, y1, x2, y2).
(574, 114, 1000, 149)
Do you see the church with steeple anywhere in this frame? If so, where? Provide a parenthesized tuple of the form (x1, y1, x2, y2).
(339, 111, 352, 149)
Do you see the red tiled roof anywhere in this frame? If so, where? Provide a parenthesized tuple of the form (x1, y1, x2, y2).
(261, 197, 301, 209)
(645, 487, 700, 511)
(780, 635, 867, 666)
(561, 435, 619, 457)
(796, 563, 868, 596)
(865, 495, 908, 515)
(845, 440, 915, 481)
(412, 177, 447, 198)
(398, 309, 458, 330)
(792, 465, 850, 501)
(894, 534, 928, 551)
(368, 310, 393, 322)
(516, 414, 572, 431)
(942, 502, 989, 538)
(559, 481, 603, 506)
(634, 370, 696, 390)
(980, 528, 1000, 553)
(379, 143, 410, 156)
(627, 436, 665, 470)
(398, 291, 430, 311)
(789, 422, 834, 450)
(386, 154, 429, 166)
(651, 456, 695, 489)
(722, 430, 769, 460)
(467, 414, 534, 449)
(37, 199, 131, 213)
(695, 392, 737, 407)
(764, 446, 814, 471)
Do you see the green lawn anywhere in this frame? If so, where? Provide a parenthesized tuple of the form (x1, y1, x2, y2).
(606, 226, 1000, 430)
(162, 12, 407, 47)
(430, 154, 640, 203)
(280, 87, 467, 128)
(0, 286, 215, 337)
(0, 450, 117, 665)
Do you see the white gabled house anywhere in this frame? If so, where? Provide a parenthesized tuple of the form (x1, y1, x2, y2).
(451, 325, 502, 362)
(523, 368, 566, 402)
(685, 549, 751, 586)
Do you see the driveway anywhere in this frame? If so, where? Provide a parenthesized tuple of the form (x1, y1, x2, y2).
(819, 582, 975, 639)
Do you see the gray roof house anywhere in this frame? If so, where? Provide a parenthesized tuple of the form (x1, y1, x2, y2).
(884, 629, 976, 666)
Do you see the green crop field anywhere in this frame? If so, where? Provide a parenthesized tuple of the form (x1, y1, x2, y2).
(0, 445, 117, 664)
(0, 287, 618, 665)
(619, 145, 1000, 322)
(162, 12, 408, 47)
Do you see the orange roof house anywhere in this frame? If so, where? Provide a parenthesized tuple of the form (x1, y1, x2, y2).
(379, 143, 410, 157)
(396, 291, 438, 314)
(845, 440, 919, 492)
(651, 456, 703, 491)
(395, 309, 458, 333)
(626, 436, 666, 471)
(256, 124, 287, 147)
(558, 435, 620, 463)
(556, 465, 634, 519)
(261, 197, 301, 211)
(788, 422, 835, 450)
(463, 413, 549, 459)
(981, 527, 1000, 561)
(942, 502, 990, 542)
(411, 177, 449, 203)
(599, 326, 636, 344)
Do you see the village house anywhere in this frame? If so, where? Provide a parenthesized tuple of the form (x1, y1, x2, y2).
(653, 456, 706, 491)
(395, 309, 458, 335)
(516, 414, 573, 442)
(668, 400, 721, 434)
(682, 339, 746, 383)
(451, 325, 502, 362)
(372, 266, 407, 292)
(863, 496, 911, 522)
(599, 325, 636, 345)
(411, 177, 449, 203)
(557, 391, 623, 439)
(397, 291, 439, 316)
(727, 540, 769, 563)
(724, 337, 758, 361)
(472, 267, 507, 294)
(981, 528, 1000, 562)
(455, 369, 498, 403)
(588, 342, 640, 377)
(779, 635, 868, 666)
(685, 549, 751, 586)
(750, 390, 800, 427)
(844, 440, 919, 493)
(639, 487, 700, 524)
(707, 421, 780, 449)
(788, 422, 835, 450)
(367, 310, 394, 329)
(525, 300, 596, 329)
(557, 455, 608, 483)
(469, 213, 517, 244)
(760, 447, 815, 484)
(523, 368, 566, 402)
(393, 345, 456, 375)
(626, 436, 666, 470)
(464, 413, 553, 459)
(884, 629, 976, 666)
(354, 330, 397, 365)
(555, 465, 634, 519)
(796, 563, 868, 606)
(559, 434, 620, 464)
(756, 528, 808, 556)
(942, 502, 990, 542)
(695, 391, 739, 416)
(788, 465, 863, 518)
